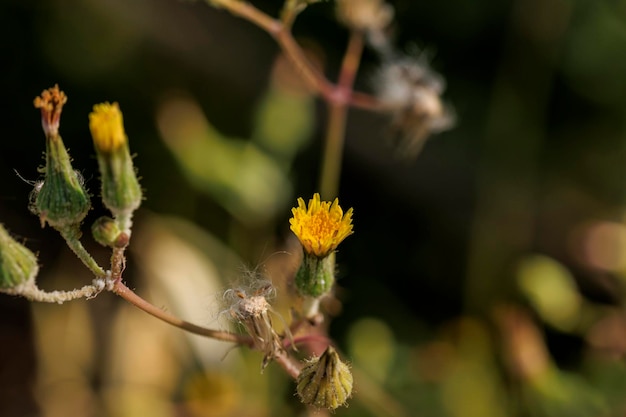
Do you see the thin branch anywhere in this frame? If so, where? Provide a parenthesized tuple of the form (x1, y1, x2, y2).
(2, 279, 106, 304)
(349, 89, 381, 111)
(272, 29, 337, 102)
(111, 280, 306, 378)
(112, 280, 253, 345)
(60, 228, 106, 277)
(210, 0, 280, 33)
(319, 31, 365, 199)
(207, 0, 379, 109)
(338, 32, 365, 94)
(274, 349, 302, 379)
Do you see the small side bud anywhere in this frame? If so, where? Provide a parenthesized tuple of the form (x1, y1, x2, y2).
(89, 102, 142, 223)
(296, 346, 354, 410)
(0, 224, 38, 290)
(91, 216, 128, 248)
(32, 86, 91, 230)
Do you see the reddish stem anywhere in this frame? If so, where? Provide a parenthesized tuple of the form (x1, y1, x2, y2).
(112, 280, 253, 345)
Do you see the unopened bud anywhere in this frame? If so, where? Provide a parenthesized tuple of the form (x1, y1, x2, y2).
(0, 224, 38, 290)
(32, 86, 91, 230)
(91, 216, 128, 248)
(89, 102, 142, 220)
(296, 346, 353, 410)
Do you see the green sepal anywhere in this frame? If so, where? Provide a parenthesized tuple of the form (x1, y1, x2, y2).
(33, 134, 90, 229)
(295, 251, 335, 298)
(96, 143, 142, 217)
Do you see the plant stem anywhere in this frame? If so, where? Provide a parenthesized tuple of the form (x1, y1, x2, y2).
(207, 0, 378, 111)
(3, 279, 106, 304)
(272, 29, 337, 101)
(350, 91, 383, 111)
(211, 0, 279, 32)
(111, 280, 305, 377)
(274, 349, 302, 379)
(318, 31, 364, 199)
(60, 228, 106, 277)
(338, 32, 364, 91)
(112, 280, 253, 345)
(110, 247, 126, 280)
(319, 103, 347, 200)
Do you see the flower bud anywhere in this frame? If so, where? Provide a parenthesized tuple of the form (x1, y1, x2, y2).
(0, 224, 38, 290)
(32, 86, 91, 230)
(91, 216, 128, 248)
(89, 102, 142, 220)
(297, 346, 353, 410)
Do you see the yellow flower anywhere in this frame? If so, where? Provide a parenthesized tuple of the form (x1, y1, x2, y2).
(289, 193, 353, 257)
(89, 102, 127, 153)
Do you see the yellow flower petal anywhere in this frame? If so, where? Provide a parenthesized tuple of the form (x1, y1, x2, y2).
(89, 102, 127, 153)
(289, 193, 354, 257)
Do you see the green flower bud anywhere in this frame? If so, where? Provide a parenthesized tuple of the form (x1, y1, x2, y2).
(296, 346, 353, 410)
(89, 103, 142, 221)
(32, 86, 90, 230)
(91, 216, 128, 248)
(0, 224, 38, 290)
(295, 252, 335, 298)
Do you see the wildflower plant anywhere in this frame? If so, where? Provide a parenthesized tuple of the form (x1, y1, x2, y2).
(0, 0, 453, 414)
(290, 193, 353, 318)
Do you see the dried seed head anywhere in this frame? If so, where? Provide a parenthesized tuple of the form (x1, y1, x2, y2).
(223, 281, 288, 369)
(374, 57, 455, 156)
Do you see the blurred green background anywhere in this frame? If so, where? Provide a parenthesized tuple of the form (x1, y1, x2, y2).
(1, 0, 626, 416)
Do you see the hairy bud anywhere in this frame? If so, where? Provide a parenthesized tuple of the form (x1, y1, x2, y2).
(32, 86, 91, 230)
(0, 224, 38, 290)
(297, 346, 353, 410)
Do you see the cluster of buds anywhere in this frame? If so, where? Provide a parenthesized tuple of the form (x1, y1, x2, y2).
(0, 85, 143, 300)
(289, 193, 354, 318)
(29, 86, 141, 243)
